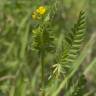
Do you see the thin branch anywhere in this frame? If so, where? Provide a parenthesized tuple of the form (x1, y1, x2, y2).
(0, 75, 16, 82)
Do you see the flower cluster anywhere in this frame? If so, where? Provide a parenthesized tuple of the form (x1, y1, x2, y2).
(32, 6, 46, 19)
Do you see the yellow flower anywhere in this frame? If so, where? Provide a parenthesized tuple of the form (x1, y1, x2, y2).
(36, 6, 46, 15)
(32, 6, 46, 20)
(32, 14, 36, 19)
(32, 12, 36, 19)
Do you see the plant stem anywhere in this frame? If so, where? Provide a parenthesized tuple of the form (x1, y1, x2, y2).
(40, 27, 45, 96)
(40, 52, 45, 96)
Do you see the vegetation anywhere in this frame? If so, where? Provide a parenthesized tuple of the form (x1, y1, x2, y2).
(0, 0, 96, 96)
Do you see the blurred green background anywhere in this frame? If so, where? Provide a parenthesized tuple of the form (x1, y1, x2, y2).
(0, 0, 96, 96)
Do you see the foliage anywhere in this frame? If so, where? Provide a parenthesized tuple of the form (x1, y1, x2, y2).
(0, 0, 96, 96)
